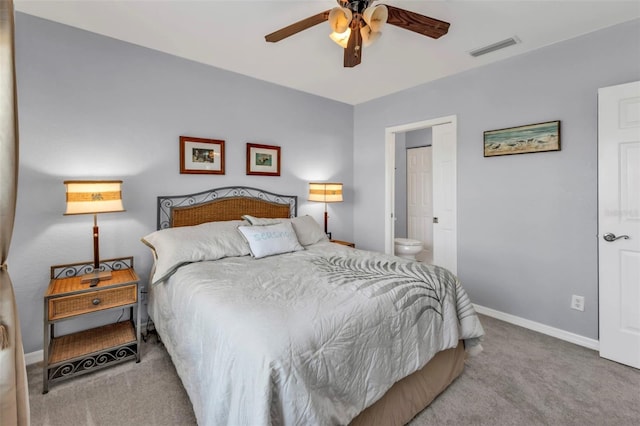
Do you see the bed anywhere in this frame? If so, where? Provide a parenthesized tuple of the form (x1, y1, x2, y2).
(143, 186, 484, 426)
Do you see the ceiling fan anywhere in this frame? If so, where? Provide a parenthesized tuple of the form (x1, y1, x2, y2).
(265, 0, 450, 68)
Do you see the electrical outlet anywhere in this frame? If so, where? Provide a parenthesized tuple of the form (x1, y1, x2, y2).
(571, 295, 585, 311)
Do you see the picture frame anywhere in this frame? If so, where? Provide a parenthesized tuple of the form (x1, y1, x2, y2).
(180, 136, 225, 174)
(246, 143, 281, 176)
(484, 120, 561, 157)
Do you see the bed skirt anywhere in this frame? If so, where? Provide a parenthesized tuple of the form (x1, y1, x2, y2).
(350, 341, 466, 426)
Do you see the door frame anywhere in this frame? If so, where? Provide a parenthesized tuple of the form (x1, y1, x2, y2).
(384, 115, 457, 258)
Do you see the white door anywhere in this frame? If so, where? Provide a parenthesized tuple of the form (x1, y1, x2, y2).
(432, 123, 457, 274)
(598, 80, 640, 369)
(407, 147, 433, 263)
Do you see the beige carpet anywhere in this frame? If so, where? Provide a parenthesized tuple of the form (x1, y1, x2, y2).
(28, 315, 640, 425)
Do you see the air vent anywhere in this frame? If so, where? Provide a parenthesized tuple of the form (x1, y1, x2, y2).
(469, 37, 520, 57)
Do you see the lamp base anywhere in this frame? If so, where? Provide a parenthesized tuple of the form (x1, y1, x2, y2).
(81, 270, 112, 287)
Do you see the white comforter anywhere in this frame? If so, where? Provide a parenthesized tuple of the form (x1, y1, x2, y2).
(150, 242, 484, 426)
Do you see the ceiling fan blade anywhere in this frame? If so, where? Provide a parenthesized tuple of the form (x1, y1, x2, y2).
(344, 23, 363, 68)
(384, 5, 450, 39)
(265, 10, 331, 43)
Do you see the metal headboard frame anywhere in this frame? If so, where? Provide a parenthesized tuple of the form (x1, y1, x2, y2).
(157, 186, 298, 230)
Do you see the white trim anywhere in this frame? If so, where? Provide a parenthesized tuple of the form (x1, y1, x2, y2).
(27, 310, 599, 359)
(384, 115, 457, 256)
(25, 349, 43, 366)
(474, 304, 600, 351)
(384, 131, 396, 255)
(26, 307, 599, 362)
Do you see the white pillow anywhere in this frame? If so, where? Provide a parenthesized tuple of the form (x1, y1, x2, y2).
(141, 220, 250, 284)
(241, 215, 281, 225)
(237, 222, 304, 259)
(242, 215, 328, 246)
(290, 215, 328, 246)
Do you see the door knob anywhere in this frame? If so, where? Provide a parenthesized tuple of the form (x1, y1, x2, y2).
(603, 233, 630, 242)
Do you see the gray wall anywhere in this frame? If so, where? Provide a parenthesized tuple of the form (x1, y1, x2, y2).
(354, 19, 640, 340)
(10, 12, 640, 353)
(11, 13, 354, 353)
(394, 128, 432, 238)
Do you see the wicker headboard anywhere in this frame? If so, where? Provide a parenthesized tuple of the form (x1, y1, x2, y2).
(157, 186, 297, 229)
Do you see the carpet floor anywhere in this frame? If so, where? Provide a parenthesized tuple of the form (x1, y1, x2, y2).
(27, 315, 640, 425)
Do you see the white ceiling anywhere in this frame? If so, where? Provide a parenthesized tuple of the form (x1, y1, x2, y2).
(14, 0, 640, 105)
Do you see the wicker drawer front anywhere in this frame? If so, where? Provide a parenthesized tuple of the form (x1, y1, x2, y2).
(48, 285, 137, 321)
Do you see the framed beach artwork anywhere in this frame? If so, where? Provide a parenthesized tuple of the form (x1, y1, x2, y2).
(180, 136, 225, 174)
(246, 143, 281, 176)
(484, 120, 561, 157)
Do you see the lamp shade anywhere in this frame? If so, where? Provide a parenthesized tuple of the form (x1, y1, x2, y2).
(308, 182, 343, 203)
(360, 25, 382, 47)
(329, 28, 352, 48)
(362, 4, 388, 33)
(328, 7, 352, 34)
(64, 180, 125, 215)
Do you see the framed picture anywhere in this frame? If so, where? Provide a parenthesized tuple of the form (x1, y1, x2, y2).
(484, 120, 561, 157)
(246, 143, 281, 176)
(180, 136, 225, 174)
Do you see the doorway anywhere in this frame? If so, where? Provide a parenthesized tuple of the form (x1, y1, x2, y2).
(384, 115, 457, 273)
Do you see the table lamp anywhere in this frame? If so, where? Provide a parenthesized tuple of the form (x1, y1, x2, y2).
(308, 182, 343, 239)
(64, 180, 125, 286)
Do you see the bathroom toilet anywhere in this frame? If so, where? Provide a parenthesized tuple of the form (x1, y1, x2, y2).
(394, 238, 423, 260)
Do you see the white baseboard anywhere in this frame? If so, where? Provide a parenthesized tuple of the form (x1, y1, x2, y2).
(474, 304, 600, 351)
(25, 310, 598, 364)
(25, 349, 43, 366)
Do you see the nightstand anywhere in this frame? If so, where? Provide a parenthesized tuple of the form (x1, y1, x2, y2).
(330, 239, 355, 248)
(42, 257, 140, 394)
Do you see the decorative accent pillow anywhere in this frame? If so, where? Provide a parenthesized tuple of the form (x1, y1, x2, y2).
(237, 222, 304, 259)
(141, 220, 250, 284)
(242, 215, 328, 246)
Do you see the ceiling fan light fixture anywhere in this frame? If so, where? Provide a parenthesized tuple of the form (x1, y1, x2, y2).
(360, 25, 381, 47)
(362, 4, 388, 33)
(265, 1, 450, 68)
(328, 7, 353, 34)
(330, 27, 352, 48)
